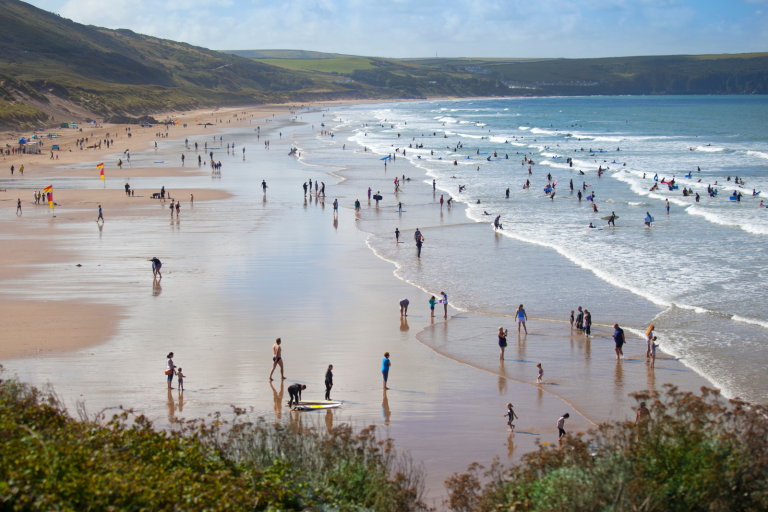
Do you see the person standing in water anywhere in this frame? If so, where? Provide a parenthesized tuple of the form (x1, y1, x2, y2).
(558, 413, 570, 441)
(536, 363, 543, 383)
(650, 336, 661, 368)
(498, 327, 508, 360)
(613, 324, 626, 359)
(382, 352, 391, 390)
(262, 180, 268, 194)
(324, 365, 333, 400)
(441, 292, 448, 318)
(165, 352, 176, 390)
(608, 211, 616, 226)
(516, 304, 528, 334)
(395, 228, 400, 242)
(269, 338, 285, 380)
(645, 325, 655, 359)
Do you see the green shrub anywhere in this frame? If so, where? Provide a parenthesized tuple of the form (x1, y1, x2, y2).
(0, 377, 428, 511)
(446, 386, 768, 512)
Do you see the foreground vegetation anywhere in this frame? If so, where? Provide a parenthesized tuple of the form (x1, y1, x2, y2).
(445, 386, 768, 512)
(0, 376, 428, 511)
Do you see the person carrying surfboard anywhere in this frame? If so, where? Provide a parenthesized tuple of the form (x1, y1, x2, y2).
(608, 212, 616, 226)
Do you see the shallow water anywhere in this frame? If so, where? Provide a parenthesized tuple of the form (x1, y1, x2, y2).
(317, 96, 768, 404)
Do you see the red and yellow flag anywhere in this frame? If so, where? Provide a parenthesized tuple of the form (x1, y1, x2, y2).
(98, 163, 104, 181)
(44, 185, 53, 209)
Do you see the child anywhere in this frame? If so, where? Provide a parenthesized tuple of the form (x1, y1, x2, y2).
(382, 352, 391, 390)
(558, 413, 570, 441)
(504, 403, 518, 430)
(429, 295, 436, 317)
(650, 336, 661, 368)
(536, 363, 543, 383)
(569, 310, 574, 331)
(176, 368, 185, 391)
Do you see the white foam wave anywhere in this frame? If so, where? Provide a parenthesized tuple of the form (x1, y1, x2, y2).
(747, 150, 768, 160)
(519, 126, 531, 130)
(732, 315, 768, 330)
(686, 205, 768, 236)
(695, 146, 725, 152)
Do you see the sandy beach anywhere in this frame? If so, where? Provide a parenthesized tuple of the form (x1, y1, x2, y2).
(0, 101, 719, 502)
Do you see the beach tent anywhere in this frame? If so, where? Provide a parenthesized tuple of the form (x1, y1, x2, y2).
(18, 138, 26, 144)
(60, 122, 69, 128)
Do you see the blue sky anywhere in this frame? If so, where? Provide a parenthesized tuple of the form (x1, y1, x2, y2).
(26, 0, 768, 58)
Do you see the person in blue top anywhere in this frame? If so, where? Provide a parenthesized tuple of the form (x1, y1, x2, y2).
(333, 199, 338, 217)
(382, 352, 391, 390)
(644, 212, 653, 227)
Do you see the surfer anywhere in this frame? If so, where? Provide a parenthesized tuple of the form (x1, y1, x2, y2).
(494, 215, 503, 231)
(287, 383, 306, 407)
(592, 203, 598, 213)
(608, 212, 616, 226)
(506, 188, 510, 199)
(324, 365, 333, 400)
(269, 338, 285, 380)
(645, 212, 653, 226)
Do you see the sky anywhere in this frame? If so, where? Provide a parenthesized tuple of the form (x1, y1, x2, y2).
(25, 0, 768, 58)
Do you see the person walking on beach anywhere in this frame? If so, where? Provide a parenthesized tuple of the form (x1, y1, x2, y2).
(498, 327, 508, 360)
(382, 352, 391, 390)
(324, 364, 333, 400)
(269, 338, 285, 380)
(516, 304, 528, 334)
(536, 363, 543, 383)
(608, 211, 616, 226)
(415, 235, 423, 258)
(440, 195, 444, 208)
(97, 205, 104, 224)
(367, 187, 371, 200)
(175, 201, 180, 217)
(303, 182, 308, 195)
(558, 413, 570, 441)
(441, 292, 448, 318)
(333, 199, 339, 217)
(151, 257, 162, 280)
(176, 367, 185, 392)
(16, 198, 21, 215)
(165, 352, 176, 390)
(288, 383, 306, 407)
(575, 306, 584, 331)
(262, 180, 268, 194)
(645, 325, 655, 359)
(429, 295, 436, 317)
(613, 324, 626, 359)
(504, 403, 518, 431)
(395, 228, 400, 243)
(399, 298, 409, 316)
(570, 310, 575, 331)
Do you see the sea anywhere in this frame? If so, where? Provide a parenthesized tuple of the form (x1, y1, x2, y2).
(303, 96, 768, 405)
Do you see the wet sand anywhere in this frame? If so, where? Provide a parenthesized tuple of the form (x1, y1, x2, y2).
(0, 105, 719, 503)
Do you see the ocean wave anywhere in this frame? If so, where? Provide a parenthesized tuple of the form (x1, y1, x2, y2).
(747, 150, 768, 160)
(695, 146, 725, 152)
(732, 315, 768, 330)
(519, 126, 531, 130)
(686, 205, 768, 236)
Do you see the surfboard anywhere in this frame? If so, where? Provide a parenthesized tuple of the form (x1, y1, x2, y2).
(293, 403, 341, 410)
(729, 196, 739, 201)
(600, 216, 620, 220)
(380, 156, 390, 160)
(373, 195, 383, 201)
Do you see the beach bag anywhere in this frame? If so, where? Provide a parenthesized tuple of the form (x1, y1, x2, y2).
(164, 368, 173, 375)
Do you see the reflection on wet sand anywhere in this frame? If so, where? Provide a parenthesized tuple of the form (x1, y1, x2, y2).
(382, 390, 391, 425)
(271, 381, 284, 420)
(505, 431, 515, 459)
(400, 317, 409, 332)
(498, 362, 507, 395)
(166, 389, 175, 424)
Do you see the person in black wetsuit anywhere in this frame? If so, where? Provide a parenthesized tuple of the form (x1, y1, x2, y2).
(325, 365, 333, 400)
(288, 383, 306, 407)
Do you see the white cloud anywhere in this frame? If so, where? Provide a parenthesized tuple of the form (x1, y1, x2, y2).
(28, 0, 768, 58)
